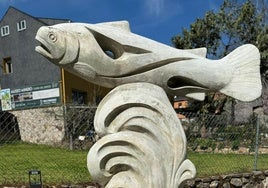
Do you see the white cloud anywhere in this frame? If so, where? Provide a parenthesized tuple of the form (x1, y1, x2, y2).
(134, 0, 183, 39)
(145, 0, 164, 16)
(143, 0, 183, 20)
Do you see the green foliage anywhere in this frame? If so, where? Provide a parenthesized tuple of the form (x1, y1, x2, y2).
(192, 138, 217, 151)
(231, 140, 240, 150)
(217, 142, 225, 150)
(218, 1, 262, 49)
(172, 0, 266, 58)
(172, 0, 268, 86)
(258, 27, 268, 61)
(215, 123, 256, 146)
(210, 141, 217, 151)
(259, 26, 268, 84)
(220, 126, 243, 141)
(186, 114, 258, 152)
(172, 11, 220, 56)
(198, 138, 212, 150)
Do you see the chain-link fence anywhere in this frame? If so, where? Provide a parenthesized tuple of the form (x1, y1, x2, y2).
(180, 112, 268, 176)
(0, 111, 21, 144)
(0, 105, 268, 186)
(0, 105, 98, 186)
(64, 105, 97, 150)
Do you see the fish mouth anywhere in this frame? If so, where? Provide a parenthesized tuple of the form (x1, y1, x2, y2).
(35, 36, 53, 59)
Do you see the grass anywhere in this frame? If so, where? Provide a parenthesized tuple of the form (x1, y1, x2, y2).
(188, 151, 268, 177)
(0, 142, 268, 185)
(0, 142, 90, 185)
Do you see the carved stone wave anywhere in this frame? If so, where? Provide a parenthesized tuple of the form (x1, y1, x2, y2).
(87, 83, 196, 187)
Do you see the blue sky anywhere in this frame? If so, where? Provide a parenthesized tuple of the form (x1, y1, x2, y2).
(0, 0, 222, 45)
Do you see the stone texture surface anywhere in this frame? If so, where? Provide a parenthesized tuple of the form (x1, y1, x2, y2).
(12, 106, 64, 145)
(35, 21, 261, 102)
(87, 83, 196, 188)
(184, 170, 268, 188)
(34, 20, 263, 188)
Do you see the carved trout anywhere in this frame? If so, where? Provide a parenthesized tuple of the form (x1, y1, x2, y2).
(35, 21, 261, 102)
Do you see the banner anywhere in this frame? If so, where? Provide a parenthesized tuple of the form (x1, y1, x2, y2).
(0, 89, 12, 111)
(0, 82, 61, 111)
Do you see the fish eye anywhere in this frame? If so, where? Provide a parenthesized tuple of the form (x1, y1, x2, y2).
(48, 32, 57, 42)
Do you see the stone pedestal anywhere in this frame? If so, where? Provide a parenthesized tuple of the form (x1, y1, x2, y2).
(87, 83, 196, 188)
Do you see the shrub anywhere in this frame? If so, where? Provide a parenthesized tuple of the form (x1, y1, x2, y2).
(217, 142, 225, 150)
(231, 140, 240, 150)
(198, 138, 213, 150)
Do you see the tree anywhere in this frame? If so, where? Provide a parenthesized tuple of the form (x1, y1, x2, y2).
(172, 0, 268, 115)
(172, 11, 220, 57)
(172, 0, 268, 139)
(172, 0, 267, 59)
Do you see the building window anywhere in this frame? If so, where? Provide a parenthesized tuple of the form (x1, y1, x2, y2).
(72, 90, 87, 105)
(2, 57, 13, 74)
(1, 25, 10, 37)
(17, 20, 26, 31)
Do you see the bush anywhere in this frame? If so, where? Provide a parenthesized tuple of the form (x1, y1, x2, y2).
(231, 140, 240, 150)
(217, 142, 225, 150)
(198, 138, 213, 150)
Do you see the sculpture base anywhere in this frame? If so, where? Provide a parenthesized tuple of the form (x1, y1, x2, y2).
(87, 83, 196, 188)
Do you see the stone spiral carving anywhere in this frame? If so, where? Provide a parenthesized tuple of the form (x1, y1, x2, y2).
(87, 83, 196, 188)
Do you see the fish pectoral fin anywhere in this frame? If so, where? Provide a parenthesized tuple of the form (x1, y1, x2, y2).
(95, 20, 131, 32)
(219, 44, 261, 102)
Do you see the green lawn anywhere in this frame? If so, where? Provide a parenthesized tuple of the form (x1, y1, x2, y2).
(0, 142, 267, 185)
(188, 152, 268, 177)
(0, 142, 90, 185)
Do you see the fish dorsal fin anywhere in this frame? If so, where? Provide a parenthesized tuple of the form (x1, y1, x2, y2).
(95, 20, 131, 32)
(183, 47, 207, 58)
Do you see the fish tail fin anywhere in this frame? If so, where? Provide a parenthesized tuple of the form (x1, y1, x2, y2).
(220, 44, 262, 102)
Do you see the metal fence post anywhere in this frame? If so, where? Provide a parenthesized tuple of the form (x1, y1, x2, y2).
(62, 104, 73, 150)
(253, 115, 260, 171)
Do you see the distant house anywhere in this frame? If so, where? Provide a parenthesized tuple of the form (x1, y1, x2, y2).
(173, 96, 189, 120)
(173, 96, 188, 110)
(0, 6, 109, 111)
(0, 7, 109, 145)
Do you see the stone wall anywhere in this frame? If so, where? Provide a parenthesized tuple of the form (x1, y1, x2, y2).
(185, 170, 268, 187)
(11, 106, 65, 145)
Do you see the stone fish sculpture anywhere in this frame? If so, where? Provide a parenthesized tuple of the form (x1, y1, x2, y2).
(35, 21, 261, 101)
(35, 21, 262, 188)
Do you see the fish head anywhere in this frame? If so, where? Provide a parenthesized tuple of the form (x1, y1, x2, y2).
(35, 26, 79, 66)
